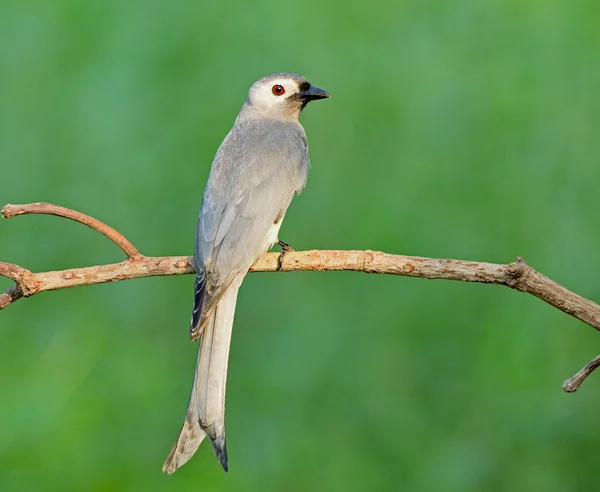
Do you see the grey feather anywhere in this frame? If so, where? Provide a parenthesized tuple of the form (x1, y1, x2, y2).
(198, 117, 308, 279)
(164, 73, 329, 474)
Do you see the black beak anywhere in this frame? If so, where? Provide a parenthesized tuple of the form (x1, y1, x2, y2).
(299, 85, 330, 102)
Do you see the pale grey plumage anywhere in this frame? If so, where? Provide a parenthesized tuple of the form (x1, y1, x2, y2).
(163, 73, 329, 474)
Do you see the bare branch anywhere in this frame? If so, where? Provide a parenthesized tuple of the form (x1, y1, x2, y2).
(2, 202, 139, 258)
(2, 249, 600, 330)
(563, 355, 600, 393)
(2, 202, 600, 390)
(0, 262, 30, 308)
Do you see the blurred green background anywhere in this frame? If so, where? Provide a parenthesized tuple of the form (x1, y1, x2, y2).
(1, 0, 599, 490)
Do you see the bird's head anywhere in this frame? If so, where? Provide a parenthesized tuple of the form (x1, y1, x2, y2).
(246, 73, 330, 119)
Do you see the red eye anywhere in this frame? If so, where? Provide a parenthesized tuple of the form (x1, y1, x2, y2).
(272, 84, 285, 96)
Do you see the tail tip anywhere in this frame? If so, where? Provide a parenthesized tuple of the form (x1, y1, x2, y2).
(212, 435, 229, 472)
(162, 456, 177, 475)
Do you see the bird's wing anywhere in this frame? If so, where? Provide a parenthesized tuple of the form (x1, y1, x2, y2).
(191, 120, 308, 338)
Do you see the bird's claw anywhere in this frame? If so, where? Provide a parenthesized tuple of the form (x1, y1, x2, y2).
(277, 240, 294, 270)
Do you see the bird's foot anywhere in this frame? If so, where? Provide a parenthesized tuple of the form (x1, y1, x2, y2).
(277, 240, 294, 271)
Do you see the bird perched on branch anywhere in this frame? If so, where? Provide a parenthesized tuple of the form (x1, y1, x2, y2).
(163, 73, 330, 474)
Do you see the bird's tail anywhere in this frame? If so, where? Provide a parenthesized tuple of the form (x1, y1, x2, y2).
(162, 278, 242, 474)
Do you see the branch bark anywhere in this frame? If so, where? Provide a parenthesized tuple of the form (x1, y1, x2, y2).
(2, 202, 600, 390)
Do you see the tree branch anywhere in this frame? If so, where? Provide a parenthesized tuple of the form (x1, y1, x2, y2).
(563, 355, 600, 393)
(2, 202, 600, 390)
(2, 202, 138, 258)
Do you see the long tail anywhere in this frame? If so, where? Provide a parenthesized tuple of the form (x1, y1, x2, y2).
(162, 278, 242, 474)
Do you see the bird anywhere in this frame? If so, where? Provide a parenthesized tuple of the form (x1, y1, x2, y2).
(162, 73, 330, 474)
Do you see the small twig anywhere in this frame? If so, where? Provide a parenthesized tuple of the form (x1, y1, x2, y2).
(563, 355, 600, 392)
(0, 262, 27, 308)
(2, 202, 600, 391)
(0, 261, 32, 285)
(0, 261, 36, 298)
(2, 202, 139, 258)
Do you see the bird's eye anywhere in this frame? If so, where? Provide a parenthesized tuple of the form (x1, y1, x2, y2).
(272, 84, 285, 96)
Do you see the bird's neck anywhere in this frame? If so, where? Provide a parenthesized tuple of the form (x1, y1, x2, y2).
(240, 101, 301, 123)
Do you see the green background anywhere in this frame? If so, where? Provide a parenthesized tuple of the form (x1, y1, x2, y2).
(1, 1, 599, 490)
